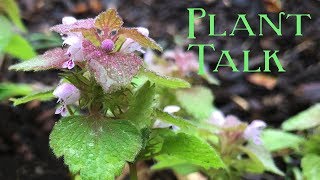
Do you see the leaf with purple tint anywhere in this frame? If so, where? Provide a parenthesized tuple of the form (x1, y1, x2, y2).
(94, 9, 123, 34)
(9, 48, 69, 71)
(118, 28, 162, 51)
(50, 18, 95, 34)
(76, 29, 101, 47)
(88, 53, 142, 93)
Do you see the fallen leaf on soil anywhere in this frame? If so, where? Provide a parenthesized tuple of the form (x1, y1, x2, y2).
(247, 74, 277, 90)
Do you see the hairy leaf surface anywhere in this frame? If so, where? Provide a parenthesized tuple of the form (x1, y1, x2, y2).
(88, 53, 142, 93)
(50, 116, 142, 180)
(126, 81, 156, 128)
(94, 9, 123, 33)
(118, 28, 162, 51)
(9, 48, 68, 71)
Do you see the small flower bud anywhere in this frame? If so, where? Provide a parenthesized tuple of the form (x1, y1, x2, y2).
(101, 39, 114, 52)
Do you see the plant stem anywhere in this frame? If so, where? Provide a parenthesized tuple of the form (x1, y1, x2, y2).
(66, 105, 74, 116)
(129, 162, 138, 180)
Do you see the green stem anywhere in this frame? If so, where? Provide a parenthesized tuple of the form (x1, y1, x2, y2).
(66, 105, 74, 116)
(129, 162, 138, 180)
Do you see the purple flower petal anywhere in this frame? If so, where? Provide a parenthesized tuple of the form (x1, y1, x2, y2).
(55, 105, 68, 117)
(62, 59, 75, 69)
(53, 83, 80, 105)
(244, 120, 267, 145)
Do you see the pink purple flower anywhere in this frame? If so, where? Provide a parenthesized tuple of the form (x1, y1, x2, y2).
(11, 9, 161, 94)
(53, 83, 80, 116)
(164, 48, 199, 76)
(209, 110, 242, 128)
(209, 110, 267, 145)
(243, 120, 267, 145)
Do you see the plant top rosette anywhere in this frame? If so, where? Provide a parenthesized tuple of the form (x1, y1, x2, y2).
(10, 9, 163, 116)
(9, 9, 225, 179)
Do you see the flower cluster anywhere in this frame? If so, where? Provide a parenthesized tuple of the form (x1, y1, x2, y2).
(10, 9, 162, 115)
(209, 110, 267, 145)
(144, 48, 198, 77)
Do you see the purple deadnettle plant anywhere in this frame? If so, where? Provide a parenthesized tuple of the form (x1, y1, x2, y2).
(9, 9, 225, 179)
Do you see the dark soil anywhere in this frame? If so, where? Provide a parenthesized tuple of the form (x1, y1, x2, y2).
(0, 0, 319, 179)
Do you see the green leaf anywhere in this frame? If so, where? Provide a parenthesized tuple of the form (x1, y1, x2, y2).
(141, 70, 190, 89)
(138, 128, 173, 160)
(0, 82, 33, 100)
(50, 116, 142, 180)
(233, 159, 265, 174)
(0, 16, 13, 52)
(304, 134, 320, 155)
(262, 129, 305, 152)
(154, 109, 195, 132)
(0, 0, 26, 32)
(171, 164, 201, 175)
(301, 154, 320, 180)
(281, 104, 320, 131)
(4, 34, 36, 60)
(153, 132, 224, 170)
(245, 143, 284, 176)
(28, 32, 62, 50)
(176, 86, 214, 120)
(11, 90, 54, 106)
(126, 81, 156, 128)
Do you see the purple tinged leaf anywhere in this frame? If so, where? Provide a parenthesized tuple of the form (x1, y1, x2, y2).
(94, 9, 124, 36)
(118, 28, 162, 51)
(50, 18, 95, 34)
(9, 48, 69, 71)
(88, 53, 142, 93)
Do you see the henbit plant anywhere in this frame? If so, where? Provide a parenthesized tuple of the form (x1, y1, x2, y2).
(143, 46, 284, 178)
(9, 9, 225, 179)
